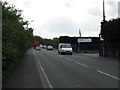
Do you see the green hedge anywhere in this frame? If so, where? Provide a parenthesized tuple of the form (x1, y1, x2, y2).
(101, 18, 120, 43)
(2, 2, 33, 82)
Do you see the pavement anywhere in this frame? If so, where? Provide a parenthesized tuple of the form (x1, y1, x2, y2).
(3, 48, 43, 88)
(81, 53, 119, 63)
(80, 53, 99, 57)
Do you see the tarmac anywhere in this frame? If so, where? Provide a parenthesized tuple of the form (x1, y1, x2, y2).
(2, 48, 118, 89)
(2, 48, 43, 88)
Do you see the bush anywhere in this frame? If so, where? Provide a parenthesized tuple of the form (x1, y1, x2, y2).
(2, 2, 33, 82)
(101, 18, 120, 43)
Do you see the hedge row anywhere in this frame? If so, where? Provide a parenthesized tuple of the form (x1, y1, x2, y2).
(101, 18, 120, 43)
(2, 2, 33, 82)
(33, 36, 59, 49)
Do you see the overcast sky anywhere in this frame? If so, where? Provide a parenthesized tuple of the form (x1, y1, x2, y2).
(2, 0, 119, 39)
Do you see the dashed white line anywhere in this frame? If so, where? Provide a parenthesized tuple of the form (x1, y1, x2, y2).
(58, 55, 89, 68)
(58, 55, 64, 57)
(75, 61, 89, 68)
(97, 70, 120, 80)
(35, 49, 119, 82)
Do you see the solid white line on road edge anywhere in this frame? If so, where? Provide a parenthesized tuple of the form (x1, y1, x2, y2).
(75, 61, 89, 68)
(33, 51, 53, 89)
(96, 70, 120, 80)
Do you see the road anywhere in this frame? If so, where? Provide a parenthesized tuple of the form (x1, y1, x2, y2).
(33, 49, 119, 88)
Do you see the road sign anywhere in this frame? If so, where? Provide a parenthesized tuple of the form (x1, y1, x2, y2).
(78, 38, 92, 42)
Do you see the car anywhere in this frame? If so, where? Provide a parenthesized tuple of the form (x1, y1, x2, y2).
(42, 45, 47, 49)
(46, 45, 53, 50)
(35, 45, 41, 50)
(58, 43, 73, 55)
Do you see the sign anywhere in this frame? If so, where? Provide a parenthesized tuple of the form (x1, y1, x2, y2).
(78, 38, 92, 42)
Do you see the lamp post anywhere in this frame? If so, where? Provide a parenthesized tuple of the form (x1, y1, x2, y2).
(103, 0, 106, 22)
(78, 28, 81, 53)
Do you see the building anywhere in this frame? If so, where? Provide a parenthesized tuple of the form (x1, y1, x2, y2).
(59, 36, 100, 53)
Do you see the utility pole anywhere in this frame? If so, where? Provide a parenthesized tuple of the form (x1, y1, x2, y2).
(99, 0, 106, 56)
(103, 0, 106, 22)
(118, 1, 120, 18)
(79, 28, 81, 37)
(78, 28, 81, 53)
(103, 0, 106, 57)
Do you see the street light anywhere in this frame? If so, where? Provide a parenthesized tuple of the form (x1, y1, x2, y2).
(77, 28, 81, 53)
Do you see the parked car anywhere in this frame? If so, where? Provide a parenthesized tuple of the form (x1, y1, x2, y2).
(58, 43, 73, 55)
(35, 45, 41, 50)
(42, 45, 47, 49)
(46, 45, 53, 50)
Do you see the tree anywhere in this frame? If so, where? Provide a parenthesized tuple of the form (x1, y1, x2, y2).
(59, 36, 71, 43)
(2, 1, 34, 81)
(33, 35, 43, 45)
(101, 18, 120, 43)
(52, 38, 59, 48)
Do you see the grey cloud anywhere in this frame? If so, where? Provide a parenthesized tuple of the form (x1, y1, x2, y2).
(80, 21, 100, 37)
(118, 1, 120, 17)
(107, 1, 116, 7)
(89, 8, 102, 17)
(64, 2, 71, 7)
(106, 1, 118, 17)
(89, 0, 118, 18)
(89, 0, 118, 17)
(23, 1, 31, 7)
(46, 19, 77, 34)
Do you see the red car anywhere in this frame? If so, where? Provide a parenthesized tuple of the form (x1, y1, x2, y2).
(46, 45, 53, 50)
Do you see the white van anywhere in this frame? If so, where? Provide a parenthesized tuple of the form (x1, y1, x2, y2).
(58, 43, 73, 55)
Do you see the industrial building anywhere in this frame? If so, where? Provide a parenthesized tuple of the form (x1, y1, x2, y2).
(59, 36, 100, 53)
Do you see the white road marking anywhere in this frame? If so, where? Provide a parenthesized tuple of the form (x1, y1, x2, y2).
(59, 55, 63, 57)
(59, 55, 89, 68)
(75, 61, 89, 68)
(97, 70, 120, 80)
(33, 51, 53, 88)
(36, 49, 119, 81)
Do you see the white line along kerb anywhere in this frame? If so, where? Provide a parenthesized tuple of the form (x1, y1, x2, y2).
(33, 51, 53, 88)
(97, 70, 120, 80)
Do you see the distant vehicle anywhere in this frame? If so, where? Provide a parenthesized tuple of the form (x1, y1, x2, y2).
(46, 45, 53, 50)
(34, 41, 40, 49)
(58, 43, 73, 55)
(40, 44, 43, 48)
(42, 45, 47, 49)
(35, 45, 41, 50)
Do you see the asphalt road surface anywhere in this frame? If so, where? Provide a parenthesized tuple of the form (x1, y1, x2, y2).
(33, 49, 119, 88)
